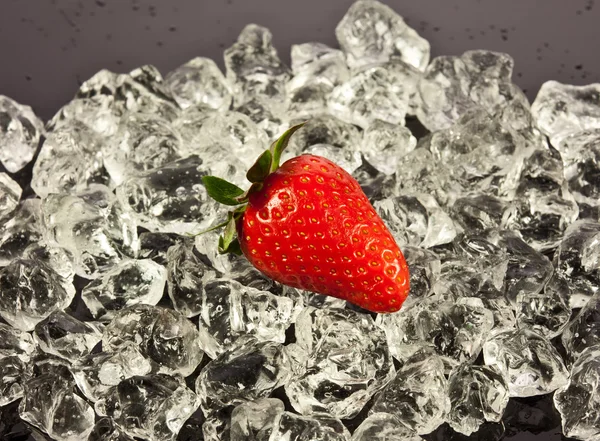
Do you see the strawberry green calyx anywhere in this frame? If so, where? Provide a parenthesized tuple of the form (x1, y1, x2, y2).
(201, 122, 305, 255)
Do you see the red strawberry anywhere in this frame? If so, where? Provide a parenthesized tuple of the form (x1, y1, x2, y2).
(202, 124, 409, 313)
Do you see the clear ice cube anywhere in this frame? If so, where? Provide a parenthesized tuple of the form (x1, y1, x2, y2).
(0, 173, 21, 221)
(269, 411, 351, 441)
(554, 345, 600, 441)
(374, 194, 456, 249)
(229, 398, 285, 441)
(196, 337, 293, 416)
(531, 80, 600, 146)
(32, 120, 110, 198)
(33, 311, 103, 361)
(376, 297, 494, 367)
(0, 258, 75, 331)
(335, 0, 430, 71)
(483, 328, 569, 397)
(116, 155, 224, 235)
(561, 290, 600, 362)
(328, 66, 409, 129)
(361, 120, 416, 175)
(88, 418, 136, 441)
(102, 304, 203, 377)
(82, 258, 167, 321)
(197, 278, 295, 359)
(71, 342, 152, 402)
(287, 42, 350, 118)
(554, 220, 600, 308)
(370, 347, 449, 434)
(0, 323, 36, 361)
(19, 360, 95, 441)
(224, 24, 291, 108)
(0, 356, 26, 406)
(0, 198, 44, 266)
(103, 113, 186, 186)
(351, 413, 420, 441)
(165, 57, 232, 111)
(42, 184, 139, 279)
(0, 95, 44, 173)
(166, 240, 218, 318)
(95, 374, 199, 441)
(285, 307, 395, 419)
(417, 51, 526, 132)
(50, 66, 180, 134)
(446, 363, 510, 436)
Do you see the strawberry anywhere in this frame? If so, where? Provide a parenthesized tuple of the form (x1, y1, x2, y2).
(202, 124, 409, 313)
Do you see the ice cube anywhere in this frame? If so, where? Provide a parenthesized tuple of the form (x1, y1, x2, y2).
(0, 95, 44, 173)
(0, 258, 75, 331)
(0, 323, 36, 361)
(224, 24, 291, 108)
(374, 194, 456, 249)
(400, 246, 440, 308)
(554, 220, 600, 308)
(417, 51, 524, 132)
(503, 145, 579, 252)
(446, 363, 509, 436)
(285, 307, 395, 419)
(376, 297, 494, 367)
(166, 240, 218, 318)
(370, 347, 449, 434)
(554, 345, 600, 441)
(19, 359, 95, 441)
(229, 398, 285, 441)
(561, 290, 600, 362)
(450, 193, 506, 232)
(102, 304, 203, 376)
(269, 411, 351, 441)
(33, 311, 103, 361)
(483, 328, 569, 397)
(0, 199, 44, 266)
(328, 66, 409, 129)
(32, 120, 110, 198)
(361, 120, 416, 175)
(95, 374, 199, 441)
(196, 337, 294, 416)
(335, 0, 430, 71)
(531, 80, 600, 146)
(42, 184, 139, 279)
(165, 57, 232, 111)
(103, 113, 186, 185)
(50, 66, 180, 134)
(287, 43, 350, 118)
(0, 356, 26, 406)
(0, 173, 21, 221)
(351, 413, 420, 441)
(516, 274, 570, 339)
(198, 278, 295, 359)
(71, 342, 152, 402)
(88, 418, 136, 441)
(82, 259, 167, 321)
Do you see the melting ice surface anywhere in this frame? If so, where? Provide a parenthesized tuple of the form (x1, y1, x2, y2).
(1, 0, 600, 440)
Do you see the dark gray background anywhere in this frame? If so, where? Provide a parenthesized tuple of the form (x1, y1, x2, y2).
(0, 0, 599, 120)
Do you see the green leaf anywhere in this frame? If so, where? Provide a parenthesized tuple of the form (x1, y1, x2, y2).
(269, 122, 306, 173)
(202, 176, 246, 206)
(246, 150, 273, 183)
(218, 216, 241, 255)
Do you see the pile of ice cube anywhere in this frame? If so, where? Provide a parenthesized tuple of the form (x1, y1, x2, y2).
(1, 1, 599, 440)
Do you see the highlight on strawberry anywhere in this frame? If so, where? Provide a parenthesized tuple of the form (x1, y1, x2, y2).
(201, 123, 410, 313)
